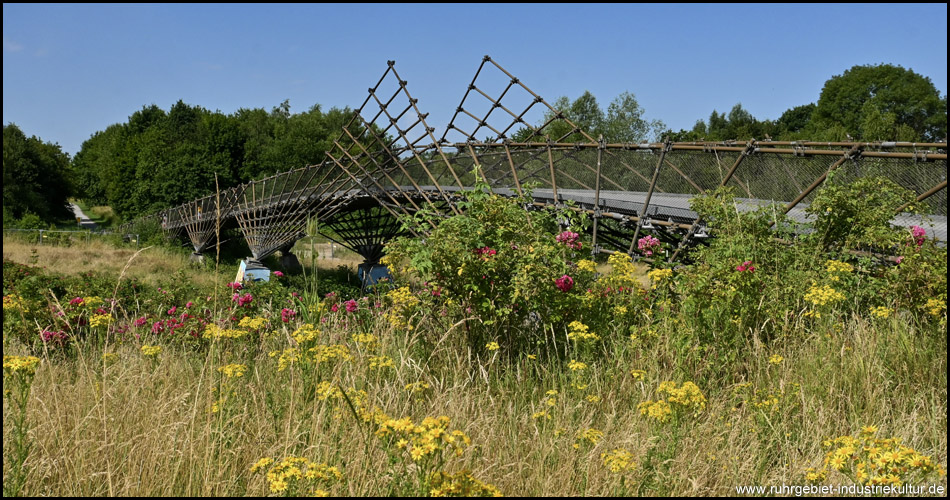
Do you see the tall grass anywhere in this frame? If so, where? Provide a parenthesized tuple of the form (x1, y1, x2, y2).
(3, 244, 946, 496)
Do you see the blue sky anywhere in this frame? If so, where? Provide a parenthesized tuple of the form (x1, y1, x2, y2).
(3, 3, 947, 157)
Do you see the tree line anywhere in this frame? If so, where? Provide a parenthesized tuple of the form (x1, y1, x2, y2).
(3, 63, 946, 226)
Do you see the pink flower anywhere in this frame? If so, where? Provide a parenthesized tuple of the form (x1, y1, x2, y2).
(473, 246, 498, 258)
(555, 274, 574, 292)
(167, 306, 177, 316)
(911, 225, 926, 247)
(637, 235, 660, 256)
(345, 299, 358, 313)
(152, 321, 164, 334)
(330, 303, 339, 313)
(69, 297, 84, 306)
(735, 261, 755, 272)
(238, 293, 253, 307)
(556, 231, 582, 250)
(281, 308, 296, 323)
(895, 256, 904, 264)
(40, 329, 67, 344)
(227, 282, 243, 290)
(185, 301, 193, 308)
(273, 271, 284, 278)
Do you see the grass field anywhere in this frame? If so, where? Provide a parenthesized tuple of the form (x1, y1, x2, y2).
(2, 192, 947, 497)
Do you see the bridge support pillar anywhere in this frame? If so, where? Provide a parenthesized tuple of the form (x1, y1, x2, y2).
(278, 244, 303, 274)
(353, 244, 391, 288)
(358, 261, 392, 288)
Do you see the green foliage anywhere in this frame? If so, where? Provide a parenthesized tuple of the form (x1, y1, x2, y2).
(810, 63, 947, 142)
(804, 172, 918, 252)
(513, 90, 665, 143)
(3, 124, 74, 223)
(70, 100, 354, 220)
(384, 169, 593, 354)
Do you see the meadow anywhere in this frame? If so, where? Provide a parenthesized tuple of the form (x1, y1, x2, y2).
(2, 177, 947, 497)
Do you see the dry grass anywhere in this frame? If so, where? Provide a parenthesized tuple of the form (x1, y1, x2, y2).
(2, 236, 225, 289)
(5, 310, 947, 496)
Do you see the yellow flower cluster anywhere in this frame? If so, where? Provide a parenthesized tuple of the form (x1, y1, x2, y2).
(658, 381, 706, 412)
(567, 321, 599, 342)
(3, 355, 41, 376)
(804, 283, 846, 307)
(825, 260, 853, 281)
(923, 298, 945, 318)
(768, 354, 784, 365)
(141, 345, 161, 357)
(308, 344, 352, 364)
(601, 448, 637, 473)
(218, 364, 247, 378)
(647, 268, 673, 289)
(368, 355, 395, 370)
(485, 342, 500, 351)
(89, 314, 113, 328)
(292, 324, 320, 344)
(386, 286, 420, 331)
(238, 316, 268, 331)
(102, 352, 119, 365)
(576, 259, 597, 273)
(639, 381, 706, 424)
(568, 359, 587, 372)
(600, 253, 639, 290)
(869, 306, 891, 319)
(269, 348, 300, 372)
(637, 399, 673, 423)
(80, 296, 103, 308)
(573, 427, 604, 448)
(428, 470, 503, 497)
(3, 294, 30, 313)
(250, 456, 343, 495)
(532, 410, 551, 420)
(375, 415, 472, 462)
(544, 390, 558, 407)
(351, 333, 378, 348)
(807, 427, 945, 487)
(630, 369, 646, 381)
(203, 324, 248, 339)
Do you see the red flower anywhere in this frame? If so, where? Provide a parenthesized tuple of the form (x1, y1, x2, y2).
(555, 274, 574, 292)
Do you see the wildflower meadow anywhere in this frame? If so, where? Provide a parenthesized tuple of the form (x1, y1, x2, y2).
(2, 174, 947, 496)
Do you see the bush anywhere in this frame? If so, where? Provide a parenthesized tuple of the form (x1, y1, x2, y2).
(384, 170, 595, 355)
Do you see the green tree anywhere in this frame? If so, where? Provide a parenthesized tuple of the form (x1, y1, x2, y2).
(3, 124, 74, 223)
(811, 64, 947, 141)
(605, 91, 666, 143)
(776, 103, 815, 136)
(513, 90, 664, 143)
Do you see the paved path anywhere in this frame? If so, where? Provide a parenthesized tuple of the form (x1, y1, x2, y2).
(70, 203, 98, 230)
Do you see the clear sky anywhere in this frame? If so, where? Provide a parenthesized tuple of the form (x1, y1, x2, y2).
(3, 3, 947, 157)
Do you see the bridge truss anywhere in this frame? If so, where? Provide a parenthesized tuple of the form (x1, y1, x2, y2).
(132, 56, 948, 267)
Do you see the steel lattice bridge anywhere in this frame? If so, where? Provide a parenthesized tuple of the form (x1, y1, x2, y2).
(123, 56, 948, 277)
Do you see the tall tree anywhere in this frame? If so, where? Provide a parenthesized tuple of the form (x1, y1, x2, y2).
(811, 63, 947, 141)
(604, 91, 666, 143)
(3, 124, 74, 223)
